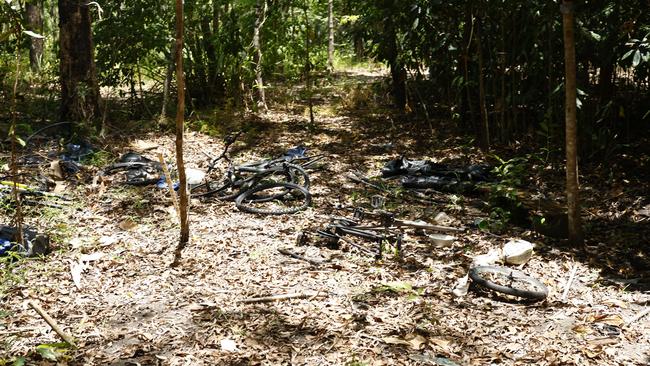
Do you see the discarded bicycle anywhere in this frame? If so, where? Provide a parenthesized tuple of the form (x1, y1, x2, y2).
(469, 265, 548, 301)
(298, 207, 465, 259)
(191, 132, 324, 215)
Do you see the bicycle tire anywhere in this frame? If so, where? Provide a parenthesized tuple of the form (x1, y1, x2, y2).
(235, 182, 311, 215)
(237, 162, 310, 189)
(469, 265, 548, 301)
(191, 180, 242, 200)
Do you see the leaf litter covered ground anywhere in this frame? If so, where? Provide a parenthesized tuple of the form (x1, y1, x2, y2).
(1, 71, 650, 365)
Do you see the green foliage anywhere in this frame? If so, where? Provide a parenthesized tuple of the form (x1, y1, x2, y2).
(0, 253, 26, 300)
(483, 154, 530, 230)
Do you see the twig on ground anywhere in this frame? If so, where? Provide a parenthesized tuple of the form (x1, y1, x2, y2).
(240, 291, 327, 303)
(27, 301, 76, 347)
(0, 328, 35, 336)
(277, 248, 324, 266)
(157, 153, 180, 219)
(627, 307, 650, 325)
(561, 263, 578, 302)
(347, 171, 384, 191)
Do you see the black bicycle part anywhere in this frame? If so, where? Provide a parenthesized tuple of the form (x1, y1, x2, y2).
(235, 182, 311, 215)
(469, 265, 548, 301)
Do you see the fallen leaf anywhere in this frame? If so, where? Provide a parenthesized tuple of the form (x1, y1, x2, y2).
(583, 345, 603, 358)
(593, 314, 624, 327)
(131, 139, 159, 150)
(572, 324, 592, 334)
(118, 219, 138, 231)
(80, 252, 104, 262)
(70, 262, 84, 289)
(405, 333, 427, 350)
(98, 235, 119, 246)
(587, 337, 619, 346)
(602, 298, 627, 308)
(429, 336, 452, 350)
(49, 160, 65, 180)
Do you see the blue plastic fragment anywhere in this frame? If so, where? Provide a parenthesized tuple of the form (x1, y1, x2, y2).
(284, 146, 307, 159)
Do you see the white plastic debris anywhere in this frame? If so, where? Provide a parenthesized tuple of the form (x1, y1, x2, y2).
(433, 212, 453, 225)
(503, 239, 534, 265)
(186, 168, 206, 187)
(452, 274, 470, 297)
(471, 249, 502, 267)
(220, 338, 238, 352)
(428, 233, 456, 248)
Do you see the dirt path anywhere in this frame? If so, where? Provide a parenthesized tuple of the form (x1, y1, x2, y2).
(1, 72, 649, 365)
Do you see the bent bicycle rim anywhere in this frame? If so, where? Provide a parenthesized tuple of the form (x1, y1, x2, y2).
(235, 182, 311, 215)
(469, 266, 548, 301)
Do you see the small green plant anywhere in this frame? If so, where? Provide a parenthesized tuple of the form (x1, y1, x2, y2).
(484, 154, 530, 230)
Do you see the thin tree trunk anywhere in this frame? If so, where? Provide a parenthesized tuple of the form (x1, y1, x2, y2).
(462, 5, 476, 131)
(26, 0, 44, 72)
(172, 0, 189, 266)
(10, 39, 24, 245)
(58, 0, 100, 123)
(304, 6, 314, 127)
(252, 0, 268, 112)
(561, 0, 583, 247)
(475, 15, 489, 151)
(160, 42, 176, 123)
(327, 0, 334, 72)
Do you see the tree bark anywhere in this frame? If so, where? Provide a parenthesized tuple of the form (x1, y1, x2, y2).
(160, 42, 176, 123)
(327, 0, 334, 72)
(252, 0, 268, 112)
(26, 0, 44, 72)
(561, 0, 584, 247)
(58, 0, 100, 123)
(172, 0, 189, 266)
(475, 15, 490, 151)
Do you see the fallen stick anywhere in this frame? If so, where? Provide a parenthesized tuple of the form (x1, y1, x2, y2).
(157, 153, 180, 219)
(277, 248, 324, 266)
(347, 172, 385, 191)
(561, 263, 579, 302)
(0, 328, 35, 336)
(27, 301, 76, 347)
(627, 307, 650, 325)
(240, 291, 327, 304)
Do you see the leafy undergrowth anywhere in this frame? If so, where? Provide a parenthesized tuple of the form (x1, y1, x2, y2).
(1, 71, 649, 365)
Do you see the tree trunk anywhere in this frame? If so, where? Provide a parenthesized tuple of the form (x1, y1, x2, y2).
(475, 15, 490, 151)
(26, 0, 44, 72)
(561, 0, 584, 247)
(304, 6, 314, 127)
(252, 0, 268, 112)
(172, 0, 189, 266)
(58, 0, 100, 123)
(327, 0, 334, 72)
(160, 42, 176, 123)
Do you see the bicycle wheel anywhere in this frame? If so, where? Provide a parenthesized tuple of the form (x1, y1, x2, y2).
(190, 179, 242, 200)
(469, 266, 548, 301)
(238, 162, 310, 189)
(235, 182, 311, 215)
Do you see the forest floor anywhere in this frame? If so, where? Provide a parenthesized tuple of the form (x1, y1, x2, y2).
(1, 69, 650, 366)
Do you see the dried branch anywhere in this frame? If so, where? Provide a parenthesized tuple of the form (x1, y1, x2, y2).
(277, 248, 324, 266)
(28, 301, 76, 347)
(240, 291, 327, 304)
(157, 153, 180, 219)
(561, 263, 578, 302)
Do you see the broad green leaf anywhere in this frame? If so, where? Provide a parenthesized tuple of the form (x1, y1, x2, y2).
(621, 49, 635, 60)
(36, 345, 58, 361)
(633, 50, 641, 67)
(22, 30, 45, 39)
(12, 357, 26, 366)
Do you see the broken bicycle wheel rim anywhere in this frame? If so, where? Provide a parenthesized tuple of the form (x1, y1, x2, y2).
(469, 265, 548, 301)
